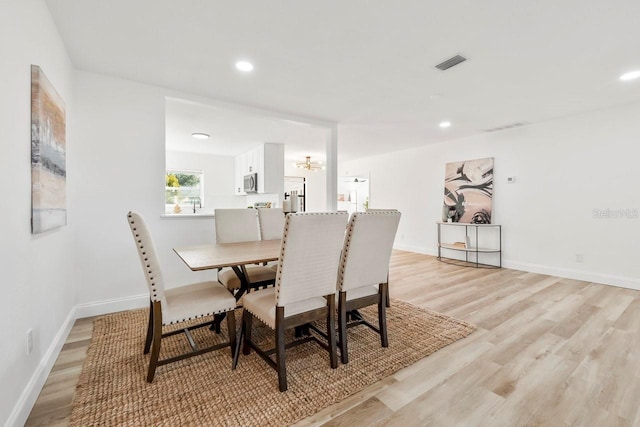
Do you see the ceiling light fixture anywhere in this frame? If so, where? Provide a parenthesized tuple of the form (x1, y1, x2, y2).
(191, 132, 210, 139)
(294, 156, 324, 171)
(439, 121, 451, 128)
(235, 61, 254, 72)
(620, 70, 640, 81)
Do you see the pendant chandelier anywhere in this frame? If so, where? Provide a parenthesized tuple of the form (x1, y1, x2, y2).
(294, 156, 324, 171)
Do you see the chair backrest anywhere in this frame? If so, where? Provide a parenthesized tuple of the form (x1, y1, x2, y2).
(275, 212, 348, 307)
(214, 209, 260, 243)
(339, 211, 401, 291)
(126, 212, 165, 303)
(257, 208, 285, 240)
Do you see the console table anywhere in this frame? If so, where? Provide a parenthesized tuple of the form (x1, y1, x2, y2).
(437, 221, 502, 268)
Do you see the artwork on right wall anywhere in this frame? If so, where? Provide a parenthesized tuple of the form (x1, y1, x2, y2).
(443, 157, 494, 224)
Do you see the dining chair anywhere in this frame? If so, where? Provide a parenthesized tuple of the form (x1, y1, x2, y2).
(126, 211, 237, 382)
(257, 207, 285, 240)
(360, 208, 399, 307)
(233, 212, 348, 392)
(257, 207, 285, 271)
(214, 208, 277, 291)
(337, 210, 401, 364)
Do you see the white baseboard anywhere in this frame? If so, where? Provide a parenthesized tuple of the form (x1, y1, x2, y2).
(394, 245, 640, 290)
(6, 306, 77, 427)
(394, 243, 435, 256)
(74, 293, 148, 318)
(6, 294, 148, 427)
(503, 259, 640, 291)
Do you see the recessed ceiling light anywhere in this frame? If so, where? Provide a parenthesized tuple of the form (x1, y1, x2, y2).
(439, 121, 451, 128)
(235, 61, 254, 72)
(620, 70, 640, 81)
(191, 132, 210, 139)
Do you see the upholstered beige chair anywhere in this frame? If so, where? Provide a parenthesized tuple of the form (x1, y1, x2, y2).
(233, 212, 348, 392)
(337, 210, 401, 364)
(361, 208, 399, 307)
(257, 208, 285, 240)
(127, 211, 237, 382)
(257, 208, 285, 271)
(214, 209, 277, 292)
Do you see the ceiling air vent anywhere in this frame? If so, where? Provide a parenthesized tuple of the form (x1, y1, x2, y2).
(483, 122, 530, 133)
(435, 55, 467, 71)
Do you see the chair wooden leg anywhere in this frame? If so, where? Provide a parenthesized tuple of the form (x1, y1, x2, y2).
(232, 313, 244, 370)
(275, 307, 287, 392)
(226, 309, 236, 359)
(242, 310, 253, 355)
(338, 291, 349, 364)
(379, 283, 389, 348)
(143, 300, 153, 354)
(212, 313, 223, 334)
(327, 295, 338, 369)
(385, 272, 391, 308)
(146, 302, 163, 382)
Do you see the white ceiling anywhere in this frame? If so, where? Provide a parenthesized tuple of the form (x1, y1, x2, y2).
(46, 0, 640, 160)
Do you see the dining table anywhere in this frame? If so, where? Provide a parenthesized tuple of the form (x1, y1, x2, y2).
(174, 239, 281, 333)
(173, 238, 281, 301)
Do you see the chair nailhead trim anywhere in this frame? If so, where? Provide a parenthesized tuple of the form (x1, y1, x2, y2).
(165, 307, 235, 325)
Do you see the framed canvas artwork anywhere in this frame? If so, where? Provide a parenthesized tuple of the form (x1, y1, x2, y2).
(31, 65, 66, 233)
(443, 157, 493, 224)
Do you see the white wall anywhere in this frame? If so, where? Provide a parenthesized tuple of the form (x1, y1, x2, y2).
(341, 102, 640, 289)
(71, 70, 335, 310)
(0, 1, 76, 425)
(165, 150, 244, 214)
(71, 72, 223, 308)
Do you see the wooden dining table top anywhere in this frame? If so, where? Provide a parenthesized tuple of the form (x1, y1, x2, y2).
(173, 239, 281, 271)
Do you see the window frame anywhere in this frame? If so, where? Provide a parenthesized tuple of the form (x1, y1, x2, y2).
(165, 168, 205, 214)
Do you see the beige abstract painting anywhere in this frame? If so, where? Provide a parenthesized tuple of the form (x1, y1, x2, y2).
(443, 157, 493, 224)
(31, 65, 66, 233)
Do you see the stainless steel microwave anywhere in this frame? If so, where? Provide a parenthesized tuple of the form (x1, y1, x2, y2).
(244, 173, 258, 193)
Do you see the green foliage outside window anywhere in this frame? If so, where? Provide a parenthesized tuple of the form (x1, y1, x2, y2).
(166, 173, 180, 187)
(165, 171, 203, 208)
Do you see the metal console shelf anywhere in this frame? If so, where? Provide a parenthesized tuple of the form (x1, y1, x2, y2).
(437, 221, 502, 268)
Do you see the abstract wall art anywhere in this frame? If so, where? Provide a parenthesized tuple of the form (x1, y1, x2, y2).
(443, 157, 493, 224)
(31, 65, 66, 233)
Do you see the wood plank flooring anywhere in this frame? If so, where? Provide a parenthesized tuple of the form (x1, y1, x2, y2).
(26, 251, 640, 426)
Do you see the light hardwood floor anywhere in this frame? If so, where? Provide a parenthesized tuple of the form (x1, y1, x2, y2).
(26, 251, 640, 426)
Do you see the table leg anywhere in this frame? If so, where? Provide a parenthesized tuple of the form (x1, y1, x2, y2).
(231, 265, 251, 301)
(211, 265, 252, 333)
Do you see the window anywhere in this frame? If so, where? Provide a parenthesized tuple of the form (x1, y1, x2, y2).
(165, 169, 204, 214)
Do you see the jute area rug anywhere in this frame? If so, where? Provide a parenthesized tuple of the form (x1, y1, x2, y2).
(69, 300, 475, 426)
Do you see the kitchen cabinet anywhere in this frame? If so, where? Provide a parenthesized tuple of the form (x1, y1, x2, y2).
(234, 154, 247, 195)
(234, 143, 284, 195)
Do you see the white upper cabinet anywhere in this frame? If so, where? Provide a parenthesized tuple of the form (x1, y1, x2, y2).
(234, 143, 284, 195)
(234, 154, 247, 195)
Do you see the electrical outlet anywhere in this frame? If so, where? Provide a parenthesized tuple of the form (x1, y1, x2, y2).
(27, 329, 33, 355)
(576, 253, 584, 263)
(507, 176, 516, 183)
